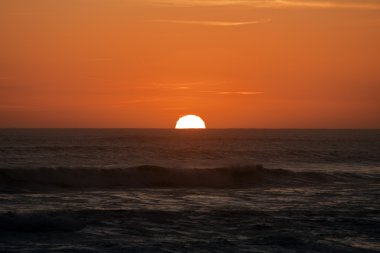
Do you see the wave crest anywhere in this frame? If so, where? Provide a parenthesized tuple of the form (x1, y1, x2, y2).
(0, 165, 376, 192)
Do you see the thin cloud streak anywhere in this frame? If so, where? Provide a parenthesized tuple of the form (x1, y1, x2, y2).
(274, 0, 380, 9)
(173, 86, 191, 90)
(155, 19, 271, 26)
(202, 91, 264, 95)
(218, 91, 264, 95)
(153, 0, 380, 10)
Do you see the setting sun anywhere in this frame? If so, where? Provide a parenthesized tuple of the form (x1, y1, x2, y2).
(175, 115, 206, 129)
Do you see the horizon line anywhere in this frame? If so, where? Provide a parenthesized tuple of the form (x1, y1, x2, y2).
(0, 127, 379, 130)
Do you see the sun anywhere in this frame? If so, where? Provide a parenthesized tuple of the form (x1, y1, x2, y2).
(175, 115, 206, 129)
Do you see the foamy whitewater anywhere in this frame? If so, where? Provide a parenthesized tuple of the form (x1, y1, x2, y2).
(0, 129, 379, 252)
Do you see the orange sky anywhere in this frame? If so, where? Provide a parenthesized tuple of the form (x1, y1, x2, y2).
(1, 0, 379, 128)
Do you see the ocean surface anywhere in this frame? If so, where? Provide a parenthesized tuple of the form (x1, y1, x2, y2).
(0, 129, 379, 252)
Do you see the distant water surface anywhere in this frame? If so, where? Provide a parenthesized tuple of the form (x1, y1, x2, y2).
(0, 129, 379, 252)
(1, 129, 379, 171)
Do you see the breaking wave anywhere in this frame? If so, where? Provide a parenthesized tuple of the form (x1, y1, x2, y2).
(0, 165, 377, 192)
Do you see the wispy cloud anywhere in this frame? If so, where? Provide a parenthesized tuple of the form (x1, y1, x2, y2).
(173, 86, 191, 90)
(202, 91, 264, 95)
(218, 91, 264, 95)
(273, 0, 380, 9)
(144, 81, 205, 91)
(155, 19, 271, 26)
(153, 0, 380, 10)
(152, 0, 254, 7)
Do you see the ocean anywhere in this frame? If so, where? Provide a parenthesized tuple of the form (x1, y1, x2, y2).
(0, 129, 379, 252)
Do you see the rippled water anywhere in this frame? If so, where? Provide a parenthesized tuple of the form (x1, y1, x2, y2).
(0, 129, 379, 252)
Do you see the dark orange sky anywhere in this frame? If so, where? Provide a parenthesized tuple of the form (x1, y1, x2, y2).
(1, 0, 379, 128)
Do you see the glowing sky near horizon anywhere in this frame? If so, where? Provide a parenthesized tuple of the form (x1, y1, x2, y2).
(0, 0, 379, 128)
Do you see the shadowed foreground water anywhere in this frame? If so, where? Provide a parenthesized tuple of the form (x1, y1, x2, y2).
(0, 186, 379, 252)
(0, 129, 379, 252)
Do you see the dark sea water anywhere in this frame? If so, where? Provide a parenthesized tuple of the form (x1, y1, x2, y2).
(0, 129, 379, 252)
